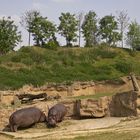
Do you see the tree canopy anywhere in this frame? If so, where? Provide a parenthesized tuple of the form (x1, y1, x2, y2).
(0, 17, 21, 55)
(30, 16, 56, 46)
(58, 12, 78, 46)
(99, 15, 121, 46)
(127, 21, 140, 50)
(1, 10, 140, 51)
(82, 11, 98, 47)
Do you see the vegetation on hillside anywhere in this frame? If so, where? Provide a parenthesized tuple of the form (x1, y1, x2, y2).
(0, 10, 140, 90)
(0, 46, 140, 90)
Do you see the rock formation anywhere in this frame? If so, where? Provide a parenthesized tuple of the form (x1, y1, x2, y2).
(75, 97, 111, 118)
(130, 73, 140, 92)
(130, 73, 140, 115)
(109, 91, 137, 117)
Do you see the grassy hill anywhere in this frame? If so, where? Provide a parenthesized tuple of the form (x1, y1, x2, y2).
(0, 46, 140, 90)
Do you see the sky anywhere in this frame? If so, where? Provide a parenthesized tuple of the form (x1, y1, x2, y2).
(0, 0, 140, 47)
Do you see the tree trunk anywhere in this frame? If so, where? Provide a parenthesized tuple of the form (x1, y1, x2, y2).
(28, 32, 31, 46)
(121, 31, 124, 48)
(78, 24, 81, 47)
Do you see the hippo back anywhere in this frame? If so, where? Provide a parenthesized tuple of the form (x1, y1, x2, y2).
(9, 107, 46, 128)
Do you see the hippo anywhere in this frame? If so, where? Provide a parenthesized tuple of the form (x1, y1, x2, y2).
(47, 103, 67, 127)
(9, 107, 46, 132)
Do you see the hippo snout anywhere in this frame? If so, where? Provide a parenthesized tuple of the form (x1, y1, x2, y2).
(48, 118, 56, 127)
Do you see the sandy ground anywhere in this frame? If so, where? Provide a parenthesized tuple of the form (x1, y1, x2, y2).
(1, 116, 140, 140)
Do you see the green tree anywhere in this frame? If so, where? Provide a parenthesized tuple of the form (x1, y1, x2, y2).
(20, 10, 41, 46)
(0, 17, 21, 55)
(82, 11, 98, 47)
(30, 15, 56, 46)
(58, 12, 78, 46)
(127, 21, 140, 50)
(99, 15, 121, 46)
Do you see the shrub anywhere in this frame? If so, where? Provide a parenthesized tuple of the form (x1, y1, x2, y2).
(21, 58, 34, 66)
(44, 41, 58, 50)
(11, 55, 21, 62)
(20, 46, 32, 53)
(115, 60, 133, 74)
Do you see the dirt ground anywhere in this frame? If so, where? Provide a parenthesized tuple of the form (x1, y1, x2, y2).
(0, 96, 140, 140)
(0, 116, 140, 140)
(1, 77, 140, 140)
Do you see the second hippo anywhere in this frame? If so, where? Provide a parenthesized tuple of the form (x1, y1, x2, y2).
(47, 103, 67, 127)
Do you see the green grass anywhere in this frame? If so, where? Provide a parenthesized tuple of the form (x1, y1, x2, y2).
(0, 46, 140, 90)
(69, 131, 140, 140)
(68, 92, 114, 100)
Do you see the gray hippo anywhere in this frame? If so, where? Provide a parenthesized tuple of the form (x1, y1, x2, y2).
(47, 103, 67, 127)
(9, 107, 46, 132)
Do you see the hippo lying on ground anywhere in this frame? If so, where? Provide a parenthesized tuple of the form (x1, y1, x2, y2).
(47, 103, 67, 127)
(9, 107, 46, 132)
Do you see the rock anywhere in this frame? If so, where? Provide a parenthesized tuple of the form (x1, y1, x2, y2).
(0, 93, 14, 105)
(13, 96, 21, 107)
(60, 100, 77, 118)
(136, 98, 140, 108)
(75, 97, 110, 118)
(109, 91, 137, 117)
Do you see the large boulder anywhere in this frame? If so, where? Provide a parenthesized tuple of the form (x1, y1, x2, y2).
(75, 96, 111, 118)
(109, 91, 137, 117)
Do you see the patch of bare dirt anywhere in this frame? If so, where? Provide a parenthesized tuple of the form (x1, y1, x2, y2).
(1, 117, 140, 140)
(1, 117, 122, 139)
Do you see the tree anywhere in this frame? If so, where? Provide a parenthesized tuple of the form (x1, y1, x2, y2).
(0, 17, 21, 55)
(77, 12, 84, 47)
(99, 15, 121, 46)
(82, 11, 98, 47)
(58, 12, 78, 46)
(127, 21, 140, 50)
(20, 10, 41, 46)
(30, 16, 56, 46)
(116, 10, 129, 48)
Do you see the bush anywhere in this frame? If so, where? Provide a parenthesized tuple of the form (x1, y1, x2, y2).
(115, 60, 133, 74)
(79, 47, 117, 63)
(21, 58, 34, 66)
(93, 65, 113, 75)
(92, 47, 117, 59)
(44, 41, 58, 50)
(30, 52, 45, 64)
(20, 46, 32, 53)
(11, 55, 21, 62)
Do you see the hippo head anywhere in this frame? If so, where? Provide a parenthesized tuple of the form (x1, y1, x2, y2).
(48, 116, 56, 127)
(39, 112, 46, 122)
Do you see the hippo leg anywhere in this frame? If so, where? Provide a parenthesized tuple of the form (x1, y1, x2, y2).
(12, 125, 17, 132)
(10, 125, 14, 132)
